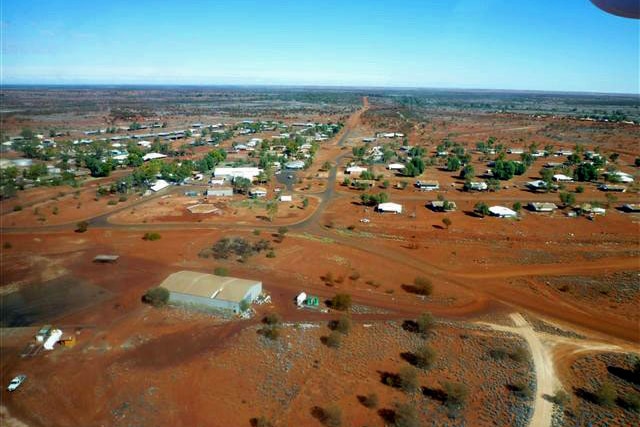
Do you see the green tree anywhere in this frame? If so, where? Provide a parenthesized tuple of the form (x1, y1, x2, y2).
(446, 157, 461, 172)
(442, 217, 452, 229)
(559, 192, 575, 207)
(414, 344, 436, 369)
(331, 293, 352, 311)
(574, 163, 598, 181)
(594, 381, 617, 407)
(233, 177, 251, 194)
(513, 202, 522, 212)
(266, 200, 278, 222)
(142, 287, 170, 307)
(460, 164, 475, 179)
(474, 202, 490, 217)
(416, 312, 435, 334)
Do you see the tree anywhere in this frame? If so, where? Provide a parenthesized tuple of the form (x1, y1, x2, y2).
(446, 157, 461, 172)
(320, 405, 342, 427)
(574, 163, 598, 181)
(277, 226, 288, 241)
(442, 217, 452, 229)
(361, 393, 378, 408)
(416, 312, 435, 334)
(635, 157, 640, 167)
(492, 160, 516, 180)
(142, 287, 170, 307)
(513, 202, 522, 212)
(325, 330, 342, 348)
(233, 177, 251, 194)
(264, 313, 281, 325)
(559, 192, 575, 207)
(414, 344, 436, 369)
(549, 390, 570, 406)
(266, 200, 278, 222)
(75, 221, 89, 233)
(460, 164, 475, 179)
(474, 202, 490, 217)
(302, 197, 309, 209)
(331, 293, 352, 311)
(143, 232, 161, 241)
(413, 276, 433, 296)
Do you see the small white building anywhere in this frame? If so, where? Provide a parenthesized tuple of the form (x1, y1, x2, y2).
(416, 180, 439, 191)
(280, 195, 293, 202)
(285, 160, 306, 170)
(346, 166, 368, 175)
(150, 179, 170, 192)
(528, 202, 557, 212)
(489, 206, 517, 218)
(214, 167, 262, 181)
(507, 148, 524, 154)
(376, 202, 403, 214)
(143, 152, 167, 161)
(296, 292, 307, 307)
(249, 187, 267, 198)
(553, 174, 573, 182)
(468, 181, 488, 191)
(387, 163, 405, 171)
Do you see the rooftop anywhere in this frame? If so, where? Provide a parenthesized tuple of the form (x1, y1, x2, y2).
(160, 271, 261, 303)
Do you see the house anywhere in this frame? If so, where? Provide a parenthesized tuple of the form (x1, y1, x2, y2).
(415, 180, 439, 191)
(285, 160, 306, 170)
(143, 152, 167, 162)
(160, 271, 262, 314)
(528, 202, 558, 212)
(249, 187, 267, 198)
(580, 204, 606, 215)
(280, 195, 293, 202)
(150, 180, 170, 192)
(621, 204, 640, 212)
(598, 184, 626, 192)
(553, 174, 573, 182)
(387, 163, 405, 171)
(429, 201, 457, 212)
(468, 181, 488, 191)
(376, 202, 403, 214)
(527, 180, 557, 191)
(206, 187, 234, 197)
(362, 137, 377, 143)
(210, 178, 226, 186)
(555, 149, 573, 156)
(214, 167, 262, 181)
(489, 206, 518, 218)
(507, 148, 524, 154)
(606, 171, 634, 183)
(346, 166, 368, 175)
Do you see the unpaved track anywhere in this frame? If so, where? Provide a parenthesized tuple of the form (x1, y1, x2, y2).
(484, 313, 558, 427)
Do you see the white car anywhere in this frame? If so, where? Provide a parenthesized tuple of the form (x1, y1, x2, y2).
(7, 375, 26, 392)
(360, 218, 370, 223)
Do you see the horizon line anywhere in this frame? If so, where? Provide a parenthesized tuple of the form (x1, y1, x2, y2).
(1, 82, 638, 97)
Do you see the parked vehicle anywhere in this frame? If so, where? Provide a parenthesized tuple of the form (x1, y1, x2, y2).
(7, 375, 26, 392)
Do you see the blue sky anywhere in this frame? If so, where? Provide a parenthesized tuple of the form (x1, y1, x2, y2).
(1, 0, 638, 93)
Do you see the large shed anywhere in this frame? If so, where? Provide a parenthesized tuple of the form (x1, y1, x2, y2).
(160, 271, 262, 313)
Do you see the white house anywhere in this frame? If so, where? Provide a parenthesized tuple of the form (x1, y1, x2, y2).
(387, 163, 405, 171)
(285, 160, 306, 170)
(489, 206, 517, 218)
(296, 292, 307, 307)
(507, 148, 524, 154)
(143, 152, 167, 161)
(249, 187, 267, 198)
(416, 180, 439, 191)
(528, 202, 557, 212)
(607, 171, 634, 183)
(377, 202, 403, 214)
(468, 181, 488, 191)
(280, 195, 293, 202)
(346, 166, 368, 174)
(553, 174, 573, 182)
(150, 179, 170, 192)
(214, 167, 262, 181)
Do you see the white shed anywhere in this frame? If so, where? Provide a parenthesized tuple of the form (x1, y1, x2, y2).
(280, 195, 293, 202)
(377, 202, 403, 214)
(150, 179, 170, 192)
(296, 292, 307, 307)
(489, 206, 517, 218)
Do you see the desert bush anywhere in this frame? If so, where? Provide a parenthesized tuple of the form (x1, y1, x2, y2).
(330, 293, 352, 311)
(142, 287, 170, 307)
(619, 391, 640, 412)
(413, 276, 433, 296)
(361, 393, 378, 408)
(13, 205, 22, 211)
(510, 346, 529, 363)
(442, 217, 452, 229)
(549, 390, 570, 406)
(398, 366, 419, 393)
(119, 195, 128, 202)
(414, 344, 436, 369)
(349, 271, 360, 281)
(443, 382, 469, 408)
(260, 325, 280, 341)
(107, 199, 118, 205)
(511, 382, 533, 399)
(334, 314, 352, 335)
(52, 206, 59, 215)
(143, 232, 162, 241)
(75, 221, 89, 233)
(264, 313, 281, 325)
(253, 229, 261, 236)
(320, 405, 342, 427)
(251, 416, 273, 427)
(394, 401, 419, 427)
(3, 242, 12, 249)
(214, 267, 228, 276)
(266, 250, 276, 258)
(594, 381, 617, 407)
(416, 312, 435, 334)
(489, 347, 509, 360)
(326, 330, 342, 348)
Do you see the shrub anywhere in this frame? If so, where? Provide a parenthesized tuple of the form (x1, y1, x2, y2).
(620, 391, 640, 412)
(3, 242, 12, 249)
(266, 250, 276, 258)
(414, 344, 436, 369)
(416, 312, 435, 334)
(443, 382, 469, 408)
(252, 416, 273, 427)
(326, 330, 342, 348)
(594, 381, 617, 407)
(334, 314, 352, 335)
(474, 202, 490, 217)
(320, 405, 342, 427)
(361, 393, 378, 409)
(511, 382, 533, 399)
(13, 205, 22, 212)
(559, 192, 575, 207)
(575, 185, 584, 193)
(75, 221, 89, 233)
(489, 348, 509, 360)
(330, 293, 352, 311)
(394, 401, 420, 427)
(52, 206, 59, 215)
(260, 325, 280, 340)
(512, 202, 521, 212)
(107, 199, 118, 205)
(214, 267, 228, 276)
(142, 287, 170, 307)
(143, 232, 162, 241)
(119, 195, 128, 202)
(549, 390, 570, 406)
(264, 313, 281, 325)
(510, 346, 529, 363)
(398, 366, 419, 393)
(413, 276, 433, 296)
(442, 217, 452, 229)
(349, 271, 360, 281)
(253, 229, 261, 236)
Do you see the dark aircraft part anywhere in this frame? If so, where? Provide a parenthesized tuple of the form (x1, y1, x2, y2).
(590, 0, 640, 19)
